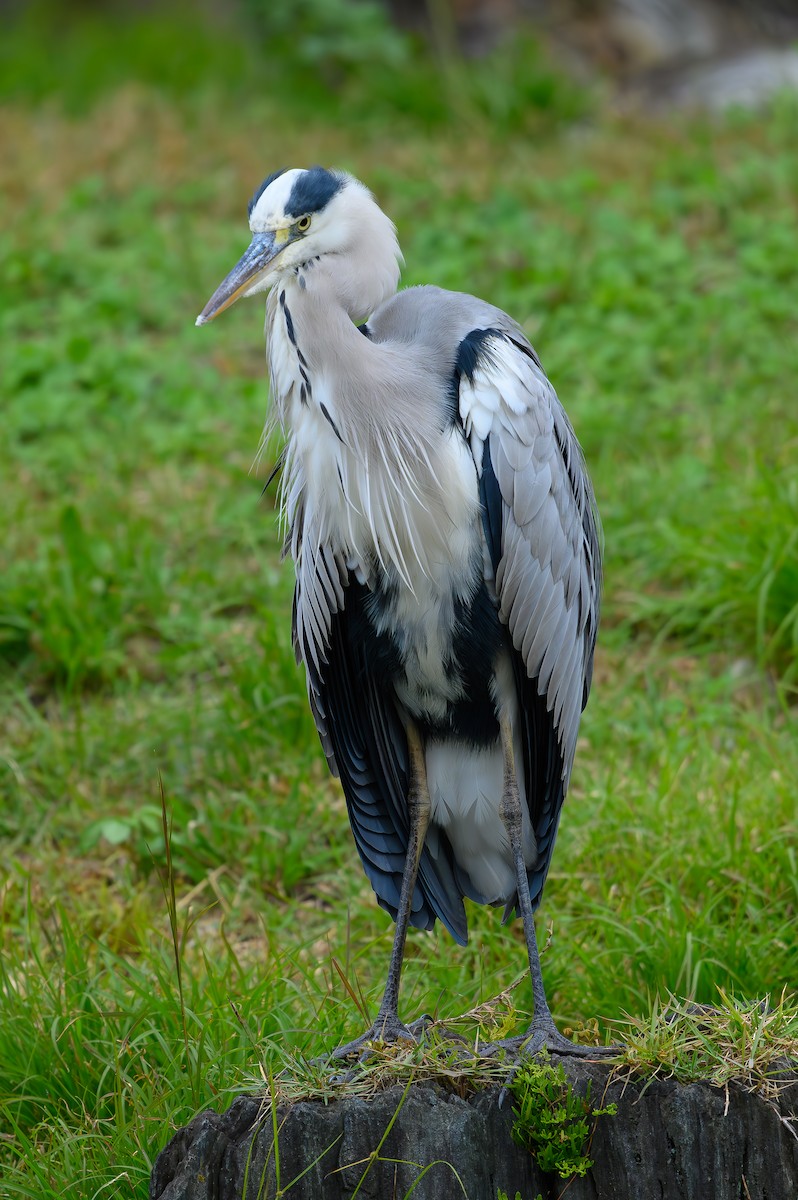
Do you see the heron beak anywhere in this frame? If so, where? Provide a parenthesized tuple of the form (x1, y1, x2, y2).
(196, 231, 283, 326)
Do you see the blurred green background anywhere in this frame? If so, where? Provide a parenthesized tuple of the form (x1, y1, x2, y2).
(1, 1, 797, 1195)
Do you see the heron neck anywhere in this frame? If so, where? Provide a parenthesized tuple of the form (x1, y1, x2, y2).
(270, 264, 390, 391)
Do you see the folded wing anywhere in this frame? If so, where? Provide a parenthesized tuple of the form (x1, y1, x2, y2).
(456, 328, 601, 906)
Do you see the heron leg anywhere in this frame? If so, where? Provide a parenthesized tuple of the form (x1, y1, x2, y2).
(326, 717, 431, 1063)
(488, 713, 619, 1063)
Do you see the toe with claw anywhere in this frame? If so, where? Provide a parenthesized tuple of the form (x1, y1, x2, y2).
(480, 1013, 623, 1106)
(318, 1010, 433, 1081)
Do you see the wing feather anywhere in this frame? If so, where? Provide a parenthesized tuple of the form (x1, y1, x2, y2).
(460, 328, 601, 906)
(292, 506, 469, 944)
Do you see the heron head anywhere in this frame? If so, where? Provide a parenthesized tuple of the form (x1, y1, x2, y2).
(196, 166, 400, 326)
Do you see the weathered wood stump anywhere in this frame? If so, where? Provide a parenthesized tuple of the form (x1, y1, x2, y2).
(151, 1057, 798, 1200)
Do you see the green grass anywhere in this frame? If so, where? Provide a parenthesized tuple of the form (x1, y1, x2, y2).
(1, 5, 797, 1196)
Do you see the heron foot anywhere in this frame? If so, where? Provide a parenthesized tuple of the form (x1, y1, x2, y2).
(489, 1031, 623, 1060)
(482, 1023, 621, 1063)
(481, 1015, 623, 1106)
(317, 1010, 433, 1079)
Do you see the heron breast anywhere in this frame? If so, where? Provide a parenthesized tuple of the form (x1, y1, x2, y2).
(283, 362, 506, 735)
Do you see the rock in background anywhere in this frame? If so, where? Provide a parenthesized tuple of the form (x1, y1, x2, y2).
(388, 0, 798, 109)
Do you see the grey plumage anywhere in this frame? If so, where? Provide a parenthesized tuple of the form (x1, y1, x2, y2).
(197, 167, 606, 1060)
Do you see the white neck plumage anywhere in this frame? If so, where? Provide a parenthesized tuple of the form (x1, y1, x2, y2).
(262, 259, 477, 594)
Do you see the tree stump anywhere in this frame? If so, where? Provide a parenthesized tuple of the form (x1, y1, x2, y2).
(150, 1056, 798, 1200)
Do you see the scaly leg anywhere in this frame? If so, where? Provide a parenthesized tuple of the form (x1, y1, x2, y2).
(327, 718, 432, 1062)
(487, 713, 620, 1060)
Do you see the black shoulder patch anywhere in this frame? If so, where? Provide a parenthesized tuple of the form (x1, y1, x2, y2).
(455, 327, 502, 383)
(285, 166, 344, 218)
(446, 327, 503, 430)
(248, 168, 289, 218)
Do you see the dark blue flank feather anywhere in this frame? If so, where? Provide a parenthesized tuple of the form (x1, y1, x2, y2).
(308, 578, 469, 945)
(479, 438, 502, 575)
(508, 652, 565, 915)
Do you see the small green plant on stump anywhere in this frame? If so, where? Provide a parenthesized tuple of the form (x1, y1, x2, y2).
(507, 1055, 617, 1179)
(497, 1190, 543, 1200)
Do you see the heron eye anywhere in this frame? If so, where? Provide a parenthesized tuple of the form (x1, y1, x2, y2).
(297, 215, 311, 232)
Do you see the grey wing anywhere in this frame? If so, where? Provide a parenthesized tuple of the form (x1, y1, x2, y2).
(457, 328, 601, 901)
(291, 502, 468, 943)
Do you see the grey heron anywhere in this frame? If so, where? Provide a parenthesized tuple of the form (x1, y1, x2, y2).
(198, 167, 605, 1061)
